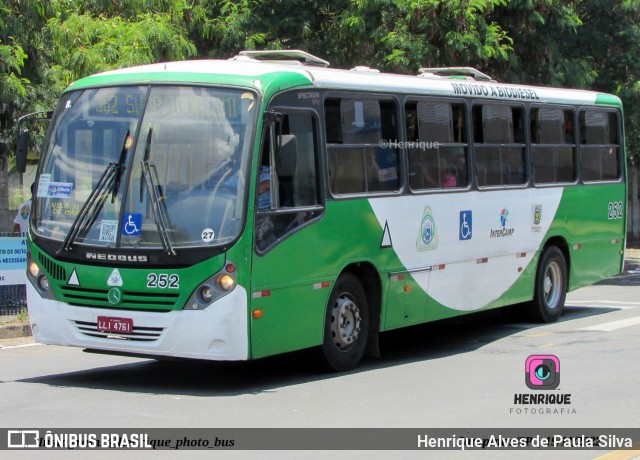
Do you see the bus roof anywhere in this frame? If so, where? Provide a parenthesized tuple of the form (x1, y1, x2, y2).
(68, 52, 621, 108)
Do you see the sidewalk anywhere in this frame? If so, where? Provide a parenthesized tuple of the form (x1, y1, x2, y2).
(2, 248, 640, 346)
(0, 315, 32, 347)
(0, 315, 30, 335)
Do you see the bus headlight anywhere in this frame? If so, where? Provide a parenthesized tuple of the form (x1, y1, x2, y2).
(29, 262, 40, 277)
(199, 286, 215, 303)
(218, 274, 235, 291)
(38, 275, 50, 291)
(27, 258, 55, 300)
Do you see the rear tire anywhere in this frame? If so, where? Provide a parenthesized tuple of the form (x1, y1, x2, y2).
(528, 246, 567, 323)
(321, 273, 369, 372)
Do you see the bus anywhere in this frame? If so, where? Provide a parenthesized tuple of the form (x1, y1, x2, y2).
(19, 50, 626, 371)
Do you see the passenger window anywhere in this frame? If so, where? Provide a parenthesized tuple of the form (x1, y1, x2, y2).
(325, 98, 399, 195)
(406, 101, 468, 190)
(255, 112, 322, 251)
(473, 104, 525, 187)
(579, 110, 620, 182)
(531, 107, 575, 184)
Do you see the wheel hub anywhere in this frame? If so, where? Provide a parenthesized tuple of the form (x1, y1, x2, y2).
(544, 261, 562, 309)
(331, 294, 362, 350)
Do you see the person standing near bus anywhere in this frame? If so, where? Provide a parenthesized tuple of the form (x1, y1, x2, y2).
(13, 184, 34, 235)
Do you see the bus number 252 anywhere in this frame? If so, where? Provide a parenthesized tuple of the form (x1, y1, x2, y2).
(608, 201, 624, 220)
(147, 273, 180, 289)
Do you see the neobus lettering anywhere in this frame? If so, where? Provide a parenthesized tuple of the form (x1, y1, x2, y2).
(86, 252, 148, 262)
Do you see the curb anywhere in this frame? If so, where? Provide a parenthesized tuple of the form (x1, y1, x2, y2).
(0, 323, 32, 340)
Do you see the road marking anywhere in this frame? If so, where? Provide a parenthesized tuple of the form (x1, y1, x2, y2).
(580, 316, 640, 332)
(566, 300, 640, 309)
(566, 300, 640, 305)
(0, 343, 41, 350)
(565, 300, 640, 309)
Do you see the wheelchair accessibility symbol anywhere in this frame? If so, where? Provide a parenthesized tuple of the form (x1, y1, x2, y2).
(459, 210, 472, 240)
(122, 213, 143, 236)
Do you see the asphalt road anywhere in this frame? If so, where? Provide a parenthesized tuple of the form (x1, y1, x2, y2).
(2, 272, 640, 460)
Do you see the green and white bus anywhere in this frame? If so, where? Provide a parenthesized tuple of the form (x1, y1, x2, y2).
(21, 50, 626, 371)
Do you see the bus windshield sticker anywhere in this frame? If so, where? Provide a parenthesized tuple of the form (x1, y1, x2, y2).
(416, 206, 439, 251)
(122, 213, 142, 237)
(99, 220, 118, 243)
(47, 182, 74, 198)
(107, 268, 123, 287)
(37, 174, 51, 197)
(201, 228, 215, 243)
(241, 92, 255, 111)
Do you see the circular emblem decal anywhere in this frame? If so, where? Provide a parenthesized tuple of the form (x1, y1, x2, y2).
(420, 215, 434, 245)
(107, 287, 123, 305)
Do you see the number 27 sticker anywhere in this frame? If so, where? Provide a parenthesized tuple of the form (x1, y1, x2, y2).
(201, 228, 215, 242)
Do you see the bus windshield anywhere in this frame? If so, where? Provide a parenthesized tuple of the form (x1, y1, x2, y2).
(34, 85, 256, 250)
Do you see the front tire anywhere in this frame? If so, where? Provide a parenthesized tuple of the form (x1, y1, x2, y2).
(528, 246, 567, 323)
(321, 273, 369, 372)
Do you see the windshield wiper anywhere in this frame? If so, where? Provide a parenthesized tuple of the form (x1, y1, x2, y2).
(60, 131, 133, 252)
(139, 128, 176, 256)
(139, 128, 152, 202)
(60, 163, 117, 252)
(111, 130, 130, 203)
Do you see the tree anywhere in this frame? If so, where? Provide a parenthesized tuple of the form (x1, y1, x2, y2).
(0, 0, 53, 143)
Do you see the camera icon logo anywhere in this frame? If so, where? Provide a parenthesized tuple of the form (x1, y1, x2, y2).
(525, 355, 560, 390)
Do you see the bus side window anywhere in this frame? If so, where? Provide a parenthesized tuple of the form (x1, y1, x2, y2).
(474, 104, 525, 187)
(531, 107, 575, 184)
(580, 110, 620, 182)
(407, 100, 468, 190)
(326, 98, 399, 195)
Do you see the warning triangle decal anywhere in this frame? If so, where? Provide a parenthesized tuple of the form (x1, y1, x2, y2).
(68, 269, 80, 286)
(380, 220, 393, 248)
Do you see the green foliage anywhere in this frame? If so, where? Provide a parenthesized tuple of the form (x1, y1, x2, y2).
(10, 185, 30, 210)
(0, 0, 52, 142)
(16, 306, 29, 323)
(46, 12, 197, 91)
(2, 0, 640, 162)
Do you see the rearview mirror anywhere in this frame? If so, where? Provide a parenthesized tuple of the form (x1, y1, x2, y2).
(16, 130, 30, 174)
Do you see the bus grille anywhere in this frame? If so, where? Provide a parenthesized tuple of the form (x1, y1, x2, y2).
(39, 253, 67, 281)
(73, 320, 164, 342)
(60, 286, 180, 311)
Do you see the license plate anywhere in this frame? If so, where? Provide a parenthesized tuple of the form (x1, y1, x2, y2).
(97, 316, 133, 334)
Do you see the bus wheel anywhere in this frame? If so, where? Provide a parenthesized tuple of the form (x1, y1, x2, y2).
(529, 246, 567, 323)
(321, 273, 369, 372)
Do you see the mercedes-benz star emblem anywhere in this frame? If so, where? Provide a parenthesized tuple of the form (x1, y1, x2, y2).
(107, 287, 123, 305)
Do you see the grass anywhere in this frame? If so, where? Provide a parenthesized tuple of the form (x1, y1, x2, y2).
(16, 307, 29, 323)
